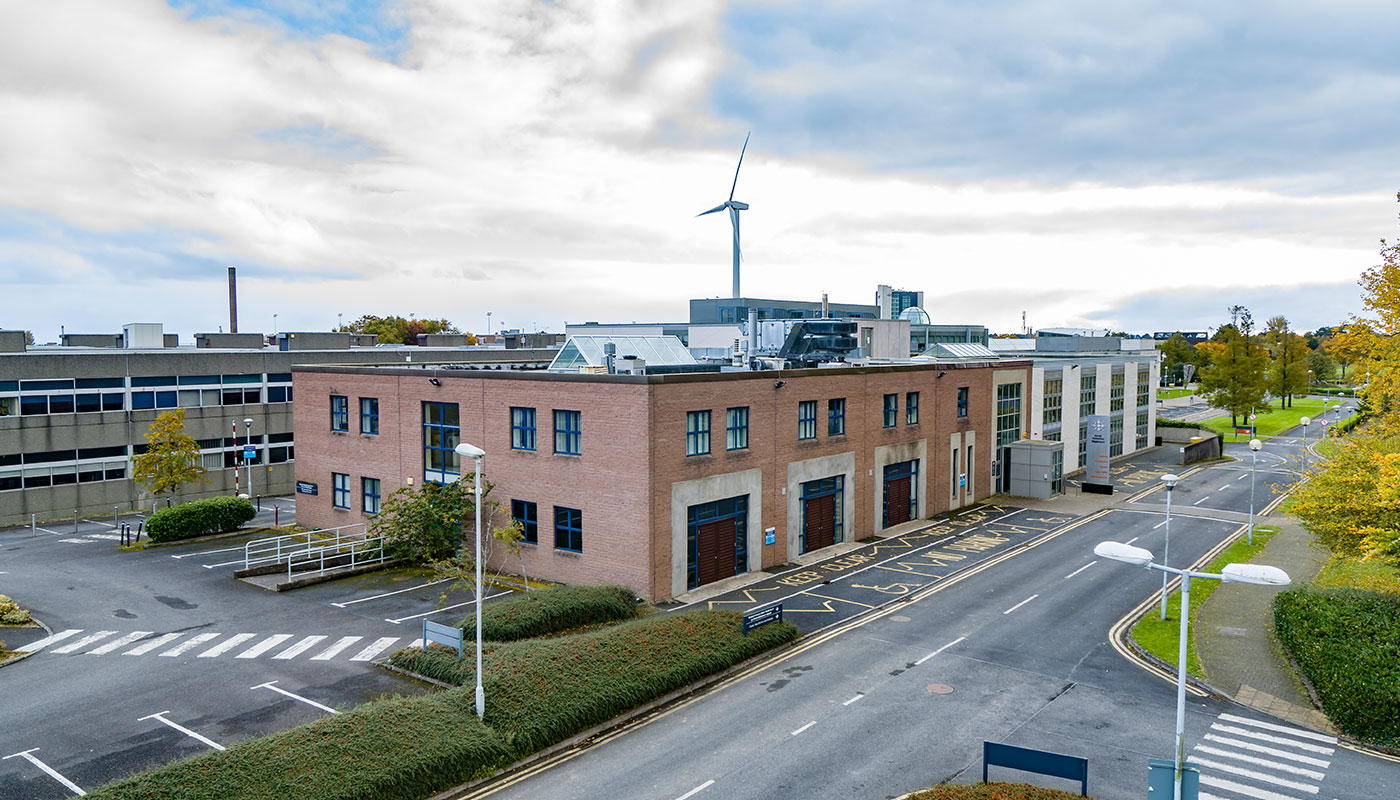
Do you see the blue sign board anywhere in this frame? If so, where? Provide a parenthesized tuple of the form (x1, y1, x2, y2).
(983, 741, 1088, 797)
(423, 620, 464, 660)
(742, 603, 783, 635)
(243, 446, 257, 460)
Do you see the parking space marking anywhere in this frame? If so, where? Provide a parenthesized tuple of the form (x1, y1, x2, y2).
(198, 634, 257, 658)
(273, 635, 327, 660)
(311, 636, 363, 660)
(349, 637, 401, 662)
(124, 633, 183, 655)
(51, 631, 118, 654)
(139, 711, 225, 751)
(3, 748, 87, 796)
(332, 577, 453, 608)
(18, 629, 82, 652)
(252, 681, 339, 714)
(201, 557, 251, 569)
(87, 631, 154, 655)
(171, 544, 249, 559)
(160, 633, 221, 657)
(236, 634, 294, 659)
(385, 590, 512, 624)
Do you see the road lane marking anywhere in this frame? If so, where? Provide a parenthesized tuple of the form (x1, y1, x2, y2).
(311, 635, 363, 660)
(51, 630, 118, 654)
(198, 634, 257, 658)
(87, 631, 154, 655)
(1002, 594, 1038, 615)
(1125, 536, 1139, 544)
(274, 635, 328, 660)
(1192, 744, 1325, 780)
(674, 779, 714, 800)
(160, 633, 221, 657)
(1189, 757, 1318, 792)
(791, 721, 816, 736)
(1199, 774, 1302, 800)
(1153, 520, 1167, 529)
(236, 634, 294, 659)
(842, 693, 864, 706)
(1220, 484, 1231, 491)
(1202, 734, 1330, 768)
(385, 590, 512, 624)
(1194, 495, 1212, 505)
(915, 636, 966, 665)
(3, 748, 86, 796)
(139, 711, 225, 751)
(349, 636, 401, 662)
(1218, 713, 1337, 743)
(1064, 561, 1096, 579)
(252, 681, 339, 714)
(332, 577, 453, 607)
(19, 629, 82, 652)
(125, 633, 183, 655)
(1210, 724, 1334, 755)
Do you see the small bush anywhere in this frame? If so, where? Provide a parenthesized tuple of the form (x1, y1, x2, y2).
(1274, 587, 1400, 746)
(146, 496, 257, 543)
(469, 584, 638, 641)
(909, 783, 1092, 800)
(0, 594, 31, 625)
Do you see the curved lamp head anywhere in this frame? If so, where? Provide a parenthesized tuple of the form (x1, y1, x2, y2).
(1300, 416, 1310, 426)
(243, 417, 254, 426)
(1249, 438, 1262, 451)
(1221, 563, 1291, 586)
(454, 442, 485, 460)
(1161, 473, 1180, 488)
(1094, 541, 1155, 567)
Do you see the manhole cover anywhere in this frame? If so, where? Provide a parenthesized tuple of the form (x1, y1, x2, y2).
(890, 615, 912, 622)
(927, 683, 954, 694)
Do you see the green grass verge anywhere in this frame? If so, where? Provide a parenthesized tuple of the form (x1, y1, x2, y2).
(1130, 526, 1278, 677)
(1274, 587, 1400, 746)
(908, 783, 1092, 799)
(1314, 556, 1400, 595)
(1199, 398, 1328, 440)
(468, 584, 638, 641)
(1157, 388, 1195, 400)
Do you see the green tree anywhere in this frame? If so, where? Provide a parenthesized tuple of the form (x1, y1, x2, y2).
(1264, 315, 1311, 408)
(1157, 333, 1208, 385)
(132, 409, 207, 501)
(370, 477, 490, 562)
(1199, 315, 1269, 427)
(338, 315, 467, 346)
(1308, 348, 1338, 383)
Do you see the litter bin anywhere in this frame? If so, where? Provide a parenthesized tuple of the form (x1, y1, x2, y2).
(1147, 758, 1199, 799)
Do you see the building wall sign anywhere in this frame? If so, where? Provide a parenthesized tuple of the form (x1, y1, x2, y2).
(295, 481, 318, 495)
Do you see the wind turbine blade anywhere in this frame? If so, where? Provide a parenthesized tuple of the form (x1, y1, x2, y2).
(696, 203, 727, 217)
(728, 131, 750, 202)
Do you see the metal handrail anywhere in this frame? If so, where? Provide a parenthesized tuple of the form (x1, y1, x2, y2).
(284, 532, 389, 580)
(243, 523, 368, 571)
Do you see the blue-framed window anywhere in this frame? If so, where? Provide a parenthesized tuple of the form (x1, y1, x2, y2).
(907, 392, 919, 425)
(686, 410, 711, 456)
(330, 395, 349, 431)
(828, 398, 846, 436)
(512, 499, 538, 544)
(554, 410, 581, 455)
(798, 401, 817, 440)
(362, 477, 381, 514)
(423, 402, 460, 483)
(554, 506, 582, 552)
(360, 397, 379, 435)
(883, 394, 898, 428)
(511, 407, 536, 451)
(332, 472, 350, 509)
(957, 387, 969, 418)
(726, 407, 749, 450)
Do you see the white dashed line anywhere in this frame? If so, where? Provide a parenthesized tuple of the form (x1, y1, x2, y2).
(1125, 536, 1140, 544)
(674, 779, 715, 800)
(1064, 561, 1096, 579)
(1153, 520, 1167, 529)
(842, 693, 864, 706)
(915, 636, 966, 665)
(791, 721, 817, 736)
(1194, 495, 1212, 505)
(1002, 594, 1039, 615)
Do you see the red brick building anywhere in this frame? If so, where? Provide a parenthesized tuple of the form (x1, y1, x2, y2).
(293, 359, 1030, 601)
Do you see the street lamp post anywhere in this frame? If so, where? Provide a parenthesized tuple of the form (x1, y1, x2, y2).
(1094, 541, 1290, 800)
(1299, 416, 1311, 476)
(1159, 473, 1180, 620)
(273, 313, 279, 336)
(243, 417, 255, 501)
(454, 442, 487, 718)
(1247, 439, 1261, 544)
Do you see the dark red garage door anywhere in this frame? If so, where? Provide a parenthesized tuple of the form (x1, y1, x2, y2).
(803, 493, 836, 553)
(884, 476, 912, 527)
(696, 518, 738, 586)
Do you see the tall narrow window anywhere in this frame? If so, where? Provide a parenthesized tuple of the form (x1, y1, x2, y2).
(957, 387, 969, 418)
(906, 391, 919, 425)
(422, 402, 460, 483)
(332, 472, 350, 508)
(511, 499, 538, 544)
(883, 394, 898, 428)
(554, 410, 581, 455)
(797, 401, 817, 440)
(554, 506, 582, 552)
(360, 397, 379, 435)
(686, 410, 712, 456)
(727, 407, 749, 450)
(828, 398, 846, 436)
(951, 448, 960, 499)
(330, 395, 349, 431)
(511, 407, 536, 451)
(362, 477, 381, 514)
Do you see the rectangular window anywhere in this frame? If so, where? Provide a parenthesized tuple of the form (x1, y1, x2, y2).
(1137, 366, 1150, 410)
(330, 395, 349, 431)
(512, 499, 538, 544)
(996, 383, 1023, 447)
(360, 398, 379, 435)
(686, 410, 712, 456)
(422, 402, 460, 482)
(554, 506, 582, 552)
(883, 394, 897, 428)
(1043, 377, 1063, 427)
(510, 407, 536, 451)
(267, 386, 290, 403)
(1080, 374, 1097, 418)
(553, 410, 581, 455)
(1110, 370, 1125, 413)
(797, 400, 817, 440)
(951, 448, 960, 499)
(48, 395, 75, 413)
(362, 477, 381, 514)
(332, 472, 350, 509)
(957, 387, 969, 418)
(75, 393, 101, 413)
(828, 398, 846, 436)
(906, 392, 919, 425)
(727, 407, 749, 450)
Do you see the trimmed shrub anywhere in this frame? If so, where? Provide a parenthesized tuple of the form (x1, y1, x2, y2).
(146, 496, 257, 543)
(469, 584, 638, 641)
(393, 609, 799, 753)
(1274, 587, 1400, 746)
(1329, 414, 1362, 436)
(0, 595, 31, 625)
(1154, 419, 1215, 434)
(909, 783, 1092, 800)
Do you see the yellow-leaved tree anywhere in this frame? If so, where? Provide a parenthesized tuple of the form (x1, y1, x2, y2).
(132, 409, 207, 502)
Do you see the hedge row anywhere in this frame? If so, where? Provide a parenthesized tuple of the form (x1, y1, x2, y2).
(1155, 419, 1214, 433)
(1329, 414, 1362, 436)
(1309, 386, 1359, 397)
(1274, 587, 1400, 746)
(467, 584, 638, 641)
(146, 496, 257, 542)
(909, 784, 1092, 800)
(392, 609, 799, 753)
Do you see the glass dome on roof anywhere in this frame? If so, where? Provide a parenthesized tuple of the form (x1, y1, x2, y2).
(898, 306, 932, 325)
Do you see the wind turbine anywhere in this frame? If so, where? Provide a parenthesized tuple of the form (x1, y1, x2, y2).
(697, 133, 750, 299)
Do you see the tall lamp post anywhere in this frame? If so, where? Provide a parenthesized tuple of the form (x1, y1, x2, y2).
(1159, 473, 1180, 620)
(454, 442, 487, 718)
(1095, 541, 1290, 800)
(1299, 416, 1311, 476)
(243, 417, 255, 502)
(1247, 438, 1261, 544)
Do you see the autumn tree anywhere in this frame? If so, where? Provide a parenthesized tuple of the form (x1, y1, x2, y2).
(338, 314, 467, 346)
(132, 409, 207, 501)
(1199, 313, 1268, 427)
(1157, 333, 1208, 385)
(1331, 194, 1400, 430)
(1264, 315, 1311, 408)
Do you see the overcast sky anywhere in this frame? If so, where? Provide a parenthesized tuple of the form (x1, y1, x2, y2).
(2, 1, 1397, 342)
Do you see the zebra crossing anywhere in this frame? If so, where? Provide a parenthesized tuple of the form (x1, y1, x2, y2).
(18, 629, 418, 663)
(1195, 711, 1336, 800)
